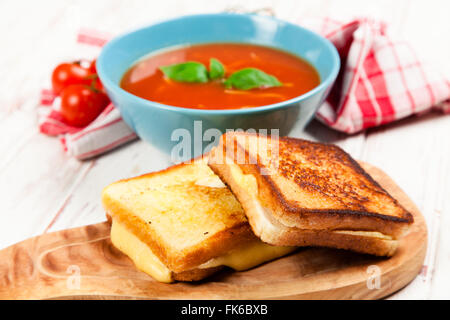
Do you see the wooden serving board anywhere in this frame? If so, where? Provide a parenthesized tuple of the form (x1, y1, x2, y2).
(0, 163, 427, 300)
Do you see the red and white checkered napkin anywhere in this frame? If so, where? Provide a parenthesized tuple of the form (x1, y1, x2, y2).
(300, 17, 450, 132)
(38, 19, 450, 159)
(38, 97, 137, 159)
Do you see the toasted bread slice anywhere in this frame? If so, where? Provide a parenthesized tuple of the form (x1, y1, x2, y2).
(102, 157, 255, 274)
(208, 132, 413, 256)
(102, 156, 296, 282)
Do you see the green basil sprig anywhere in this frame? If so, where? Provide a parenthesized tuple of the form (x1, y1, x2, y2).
(159, 58, 282, 90)
(209, 58, 225, 80)
(160, 62, 208, 83)
(224, 68, 281, 90)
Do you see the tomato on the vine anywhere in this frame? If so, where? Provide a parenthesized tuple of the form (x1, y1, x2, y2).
(89, 59, 97, 74)
(60, 85, 109, 127)
(51, 62, 95, 95)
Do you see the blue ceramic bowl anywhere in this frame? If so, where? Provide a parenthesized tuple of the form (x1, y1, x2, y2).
(97, 13, 340, 158)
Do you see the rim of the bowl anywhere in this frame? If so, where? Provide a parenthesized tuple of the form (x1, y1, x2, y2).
(97, 13, 340, 115)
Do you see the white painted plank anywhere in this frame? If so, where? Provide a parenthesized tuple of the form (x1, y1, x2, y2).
(362, 112, 450, 299)
(0, 133, 90, 249)
(47, 140, 170, 232)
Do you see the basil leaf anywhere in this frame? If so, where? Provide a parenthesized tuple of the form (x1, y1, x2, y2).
(160, 62, 208, 83)
(209, 58, 225, 80)
(224, 68, 282, 90)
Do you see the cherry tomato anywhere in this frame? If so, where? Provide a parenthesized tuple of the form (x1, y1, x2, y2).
(87, 60, 105, 91)
(51, 62, 94, 95)
(89, 59, 97, 74)
(60, 85, 109, 127)
(92, 74, 104, 92)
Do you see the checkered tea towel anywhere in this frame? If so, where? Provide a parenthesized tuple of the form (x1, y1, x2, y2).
(300, 17, 450, 132)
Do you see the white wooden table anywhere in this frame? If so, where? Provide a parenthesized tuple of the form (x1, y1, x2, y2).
(1, 0, 449, 299)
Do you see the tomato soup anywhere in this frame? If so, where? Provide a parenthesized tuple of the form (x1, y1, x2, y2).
(120, 43, 320, 110)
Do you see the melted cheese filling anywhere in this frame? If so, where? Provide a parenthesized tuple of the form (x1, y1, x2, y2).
(333, 230, 393, 240)
(111, 220, 296, 283)
(198, 241, 296, 270)
(111, 220, 173, 283)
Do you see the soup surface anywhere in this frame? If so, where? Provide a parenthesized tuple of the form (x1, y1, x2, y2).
(121, 43, 320, 110)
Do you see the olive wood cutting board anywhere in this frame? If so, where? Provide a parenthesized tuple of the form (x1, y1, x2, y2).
(0, 162, 427, 299)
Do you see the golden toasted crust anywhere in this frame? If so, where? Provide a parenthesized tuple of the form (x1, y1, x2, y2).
(102, 157, 257, 273)
(209, 151, 398, 256)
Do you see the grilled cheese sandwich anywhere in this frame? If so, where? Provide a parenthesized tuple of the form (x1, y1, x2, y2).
(208, 132, 410, 256)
